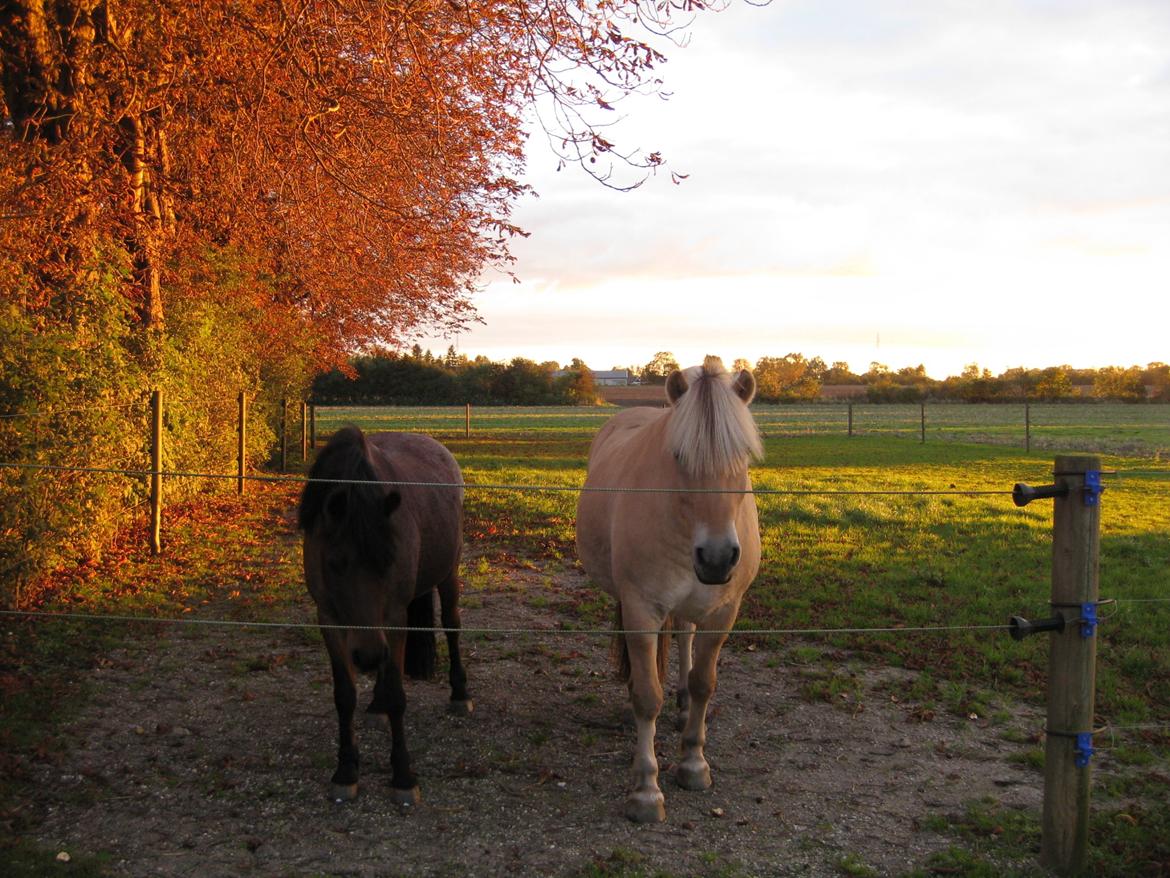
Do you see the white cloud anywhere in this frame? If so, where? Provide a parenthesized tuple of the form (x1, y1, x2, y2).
(416, 0, 1170, 376)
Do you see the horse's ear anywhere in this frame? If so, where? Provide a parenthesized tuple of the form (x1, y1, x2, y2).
(665, 369, 688, 405)
(324, 489, 348, 529)
(383, 491, 401, 518)
(733, 369, 756, 404)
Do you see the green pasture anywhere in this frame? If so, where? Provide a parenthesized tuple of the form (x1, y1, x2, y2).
(383, 406, 1170, 873)
(5, 405, 1167, 875)
(313, 404, 1170, 727)
(315, 401, 1170, 459)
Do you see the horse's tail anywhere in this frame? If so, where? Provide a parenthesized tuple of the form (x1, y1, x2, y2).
(611, 602, 670, 688)
(403, 591, 437, 680)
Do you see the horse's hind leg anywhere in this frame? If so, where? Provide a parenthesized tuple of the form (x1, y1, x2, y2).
(676, 604, 736, 792)
(438, 572, 473, 715)
(674, 620, 695, 731)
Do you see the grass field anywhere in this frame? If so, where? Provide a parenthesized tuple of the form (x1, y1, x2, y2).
(310, 403, 1170, 873)
(312, 404, 1170, 721)
(5, 404, 1169, 874)
(314, 401, 1170, 459)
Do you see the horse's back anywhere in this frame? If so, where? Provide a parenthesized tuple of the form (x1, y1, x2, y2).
(367, 432, 464, 585)
(367, 431, 462, 489)
(585, 407, 664, 473)
(577, 407, 669, 594)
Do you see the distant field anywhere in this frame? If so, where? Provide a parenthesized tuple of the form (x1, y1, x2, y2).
(314, 401, 1170, 459)
(308, 402, 1170, 731)
(297, 412, 1170, 735)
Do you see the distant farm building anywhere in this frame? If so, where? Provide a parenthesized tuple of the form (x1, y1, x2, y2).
(554, 368, 632, 386)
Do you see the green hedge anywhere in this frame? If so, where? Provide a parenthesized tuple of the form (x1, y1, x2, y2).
(0, 247, 314, 606)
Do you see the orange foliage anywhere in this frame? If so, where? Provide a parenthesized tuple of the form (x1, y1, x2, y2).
(2, 0, 702, 366)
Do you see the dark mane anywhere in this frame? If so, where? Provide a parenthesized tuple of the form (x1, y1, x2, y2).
(298, 426, 394, 573)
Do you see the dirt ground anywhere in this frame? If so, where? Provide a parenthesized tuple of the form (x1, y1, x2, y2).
(16, 559, 1055, 878)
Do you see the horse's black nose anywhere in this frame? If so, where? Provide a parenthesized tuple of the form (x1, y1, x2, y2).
(693, 541, 740, 585)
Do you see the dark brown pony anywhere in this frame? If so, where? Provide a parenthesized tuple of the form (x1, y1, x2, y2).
(298, 426, 471, 803)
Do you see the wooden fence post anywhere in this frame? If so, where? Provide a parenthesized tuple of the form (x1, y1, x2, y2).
(280, 398, 287, 472)
(301, 402, 308, 462)
(465, 402, 471, 438)
(150, 389, 162, 555)
(237, 392, 247, 494)
(847, 403, 853, 437)
(309, 403, 316, 453)
(1041, 454, 1101, 874)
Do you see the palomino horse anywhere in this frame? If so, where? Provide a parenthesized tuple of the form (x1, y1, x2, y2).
(298, 426, 472, 803)
(576, 356, 763, 822)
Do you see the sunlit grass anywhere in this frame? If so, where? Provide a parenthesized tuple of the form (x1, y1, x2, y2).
(6, 407, 1169, 876)
(310, 411, 1170, 730)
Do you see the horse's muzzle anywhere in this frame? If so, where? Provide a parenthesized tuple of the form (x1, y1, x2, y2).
(693, 543, 740, 585)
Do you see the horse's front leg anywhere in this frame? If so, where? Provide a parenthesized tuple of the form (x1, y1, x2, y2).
(324, 631, 361, 801)
(676, 603, 737, 791)
(622, 603, 667, 823)
(374, 631, 420, 805)
(674, 620, 695, 730)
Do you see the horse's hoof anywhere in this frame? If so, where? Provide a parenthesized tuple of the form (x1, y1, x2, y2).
(390, 785, 421, 807)
(624, 791, 666, 823)
(675, 759, 712, 791)
(331, 782, 359, 803)
(447, 699, 474, 717)
(364, 711, 390, 729)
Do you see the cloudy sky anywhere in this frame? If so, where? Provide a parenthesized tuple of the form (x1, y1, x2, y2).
(417, 0, 1170, 378)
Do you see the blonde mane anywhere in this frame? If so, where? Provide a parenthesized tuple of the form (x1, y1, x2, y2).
(667, 356, 763, 477)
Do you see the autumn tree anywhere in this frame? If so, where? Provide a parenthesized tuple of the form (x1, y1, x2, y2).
(1093, 366, 1146, 402)
(2, 0, 705, 365)
(0, 0, 713, 597)
(1031, 367, 1075, 401)
(823, 361, 861, 384)
(563, 358, 598, 405)
(754, 354, 821, 402)
(642, 351, 680, 385)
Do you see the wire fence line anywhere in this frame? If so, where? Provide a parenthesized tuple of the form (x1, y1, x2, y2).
(6, 595, 1169, 637)
(3, 459, 1168, 495)
(0, 607, 1018, 637)
(0, 460, 1023, 496)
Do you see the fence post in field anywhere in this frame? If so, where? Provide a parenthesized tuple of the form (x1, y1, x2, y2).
(847, 403, 853, 437)
(1026, 403, 1032, 454)
(465, 402, 471, 438)
(309, 403, 316, 453)
(1015, 455, 1100, 874)
(150, 388, 162, 555)
(280, 398, 288, 472)
(920, 402, 926, 443)
(301, 402, 308, 461)
(237, 392, 247, 494)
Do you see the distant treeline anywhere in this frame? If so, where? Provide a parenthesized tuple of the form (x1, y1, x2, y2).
(313, 348, 1170, 405)
(753, 356, 1170, 403)
(312, 347, 596, 405)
